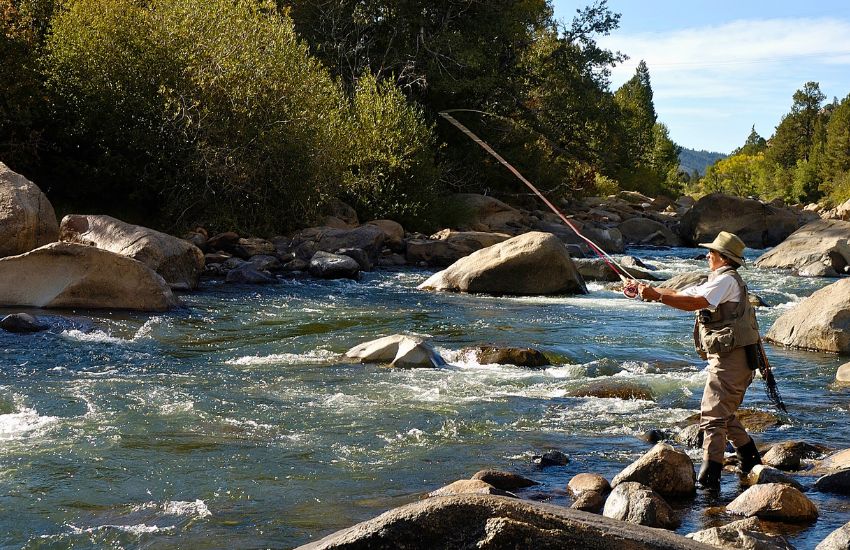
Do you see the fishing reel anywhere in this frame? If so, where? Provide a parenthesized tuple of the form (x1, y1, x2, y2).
(622, 279, 639, 299)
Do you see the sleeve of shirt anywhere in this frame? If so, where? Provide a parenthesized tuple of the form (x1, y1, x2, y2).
(681, 275, 739, 308)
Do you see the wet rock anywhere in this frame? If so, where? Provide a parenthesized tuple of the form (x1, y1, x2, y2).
(726, 483, 818, 522)
(59, 214, 205, 290)
(813, 469, 850, 495)
(571, 381, 653, 401)
(428, 479, 514, 498)
(405, 230, 511, 267)
(572, 491, 606, 513)
(248, 254, 283, 273)
(637, 429, 670, 444)
(417, 232, 587, 296)
(836, 363, 850, 384)
(532, 449, 569, 467)
(611, 443, 696, 498)
(567, 473, 610, 496)
(675, 424, 703, 449)
(471, 346, 550, 368)
(602, 482, 678, 529)
(0, 242, 178, 311)
(812, 448, 850, 475)
(763, 442, 805, 471)
(471, 470, 538, 491)
(225, 264, 276, 284)
(678, 193, 800, 248)
(746, 465, 804, 492)
(345, 335, 446, 369)
(0, 162, 59, 258)
(621, 255, 657, 271)
(391, 338, 447, 369)
(0, 313, 48, 333)
(766, 279, 850, 353)
(296, 494, 713, 550)
(687, 517, 795, 550)
(817, 521, 850, 550)
(337, 247, 372, 271)
(755, 219, 850, 274)
(308, 251, 360, 280)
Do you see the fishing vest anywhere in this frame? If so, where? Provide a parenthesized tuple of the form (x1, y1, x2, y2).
(692, 266, 761, 358)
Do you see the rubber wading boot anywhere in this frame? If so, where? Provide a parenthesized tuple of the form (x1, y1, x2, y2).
(697, 460, 723, 491)
(736, 439, 762, 474)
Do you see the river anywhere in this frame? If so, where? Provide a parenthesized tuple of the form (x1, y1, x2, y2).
(1, 247, 848, 548)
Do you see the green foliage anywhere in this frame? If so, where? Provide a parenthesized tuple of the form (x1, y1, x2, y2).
(39, 0, 442, 233)
(344, 73, 440, 225)
(735, 126, 767, 156)
(702, 153, 765, 197)
(592, 173, 620, 196)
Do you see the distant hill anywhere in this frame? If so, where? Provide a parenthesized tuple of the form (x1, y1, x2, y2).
(679, 147, 727, 176)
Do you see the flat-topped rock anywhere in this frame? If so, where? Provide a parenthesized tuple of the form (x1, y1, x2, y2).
(0, 242, 177, 311)
(297, 494, 712, 549)
(59, 214, 204, 289)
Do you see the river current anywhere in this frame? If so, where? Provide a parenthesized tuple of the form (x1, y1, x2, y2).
(2, 247, 849, 548)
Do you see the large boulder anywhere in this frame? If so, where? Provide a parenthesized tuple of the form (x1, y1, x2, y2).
(678, 193, 800, 248)
(602, 482, 678, 529)
(817, 521, 850, 550)
(406, 230, 511, 267)
(297, 494, 712, 550)
(59, 214, 204, 290)
(754, 219, 850, 274)
(0, 162, 59, 257)
(0, 242, 177, 311)
(618, 218, 681, 247)
(366, 219, 405, 251)
(687, 517, 795, 550)
(611, 443, 696, 497)
(765, 279, 850, 353)
(837, 363, 850, 384)
(417, 232, 587, 295)
(308, 251, 360, 280)
(726, 483, 818, 522)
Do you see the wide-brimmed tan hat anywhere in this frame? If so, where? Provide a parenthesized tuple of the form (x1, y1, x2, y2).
(699, 231, 747, 266)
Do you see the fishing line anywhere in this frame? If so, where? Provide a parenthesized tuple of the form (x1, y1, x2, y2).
(438, 109, 639, 297)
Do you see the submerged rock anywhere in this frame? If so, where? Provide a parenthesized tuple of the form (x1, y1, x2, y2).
(417, 232, 586, 296)
(532, 449, 569, 467)
(296, 494, 711, 550)
(571, 381, 654, 401)
(611, 443, 696, 498)
(726, 483, 818, 522)
(602, 482, 678, 529)
(0, 242, 178, 311)
(0, 313, 48, 333)
(471, 346, 550, 368)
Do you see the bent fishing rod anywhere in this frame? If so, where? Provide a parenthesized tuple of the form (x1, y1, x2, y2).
(438, 109, 640, 297)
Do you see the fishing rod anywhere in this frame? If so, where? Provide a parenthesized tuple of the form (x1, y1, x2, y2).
(438, 109, 640, 298)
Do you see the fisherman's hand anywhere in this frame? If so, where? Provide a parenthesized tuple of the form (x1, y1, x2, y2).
(638, 283, 661, 302)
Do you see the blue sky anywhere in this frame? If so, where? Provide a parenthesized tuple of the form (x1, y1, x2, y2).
(552, 1, 850, 153)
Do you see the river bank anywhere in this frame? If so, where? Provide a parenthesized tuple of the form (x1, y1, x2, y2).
(2, 247, 850, 548)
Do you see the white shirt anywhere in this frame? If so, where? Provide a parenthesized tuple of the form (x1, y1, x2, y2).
(682, 272, 741, 308)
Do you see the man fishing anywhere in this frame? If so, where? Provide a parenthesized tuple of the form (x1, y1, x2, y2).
(637, 231, 777, 491)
